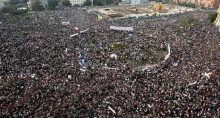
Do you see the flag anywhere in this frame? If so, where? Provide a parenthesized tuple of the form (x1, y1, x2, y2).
(62, 21, 70, 25)
(79, 53, 88, 67)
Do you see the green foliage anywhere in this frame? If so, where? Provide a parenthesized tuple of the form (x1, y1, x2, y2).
(84, 0, 92, 6)
(106, 0, 113, 5)
(2, 0, 28, 15)
(162, 0, 170, 4)
(61, 0, 71, 7)
(48, 0, 59, 10)
(178, 2, 196, 8)
(11, 9, 28, 15)
(88, 0, 121, 6)
(2, 3, 17, 13)
(200, 5, 206, 10)
(156, 0, 163, 2)
(93, 0, 105, 6)
(111, 42, 124, 49)
(31, 0, 45, 11)
(113, 0, 121, 5)
(208, 12, 218, 23)
(7, 0, 17, 5)
(180, 16, 198, 29)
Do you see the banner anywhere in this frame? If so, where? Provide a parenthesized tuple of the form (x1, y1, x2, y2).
(79, 29, 89, 33)
(164, 44, 171, 61)
(110, 26, 133, 31)
(97, 15, 103, 20)
(70, 33, 79, 38)
(62, 21, 70, 25)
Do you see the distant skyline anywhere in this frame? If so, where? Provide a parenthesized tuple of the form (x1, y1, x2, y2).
(122, 0, 149, 4)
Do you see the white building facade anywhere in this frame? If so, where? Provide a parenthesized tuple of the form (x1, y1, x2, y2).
(69, 0, 86, 6)
(131, 0, 141, 5)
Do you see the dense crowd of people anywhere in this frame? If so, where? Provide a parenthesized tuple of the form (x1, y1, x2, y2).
(0, 7, 220, 117)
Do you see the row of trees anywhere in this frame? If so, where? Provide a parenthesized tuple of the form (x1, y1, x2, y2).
(2, 0, 28, 15)
(1, 0, 71, 13)
(84, 0, 122, 6)
(1, 0, 123, 14)
(31, 0, 71, 10)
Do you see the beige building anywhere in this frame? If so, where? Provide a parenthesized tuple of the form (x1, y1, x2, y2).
(214, 7, 220, 26)
(173, 0, 220, 8)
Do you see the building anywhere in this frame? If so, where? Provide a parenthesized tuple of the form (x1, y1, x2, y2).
(131, 0, 141, 5)
(215, 6, 220, 27)
(173, 0, 220, 8)
(27, 0, 48, 10)
(122, 0, 149, 5)
(0, 0, 8, 10)
(69, 0, 86, 6)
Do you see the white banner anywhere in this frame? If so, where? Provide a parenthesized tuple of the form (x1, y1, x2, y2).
(110, 26, 133, 31)
(70, 33, 79, 38)
(164, 44, 171, 61)
(62, 21, 70, 25)
(79, 29, 89, 33)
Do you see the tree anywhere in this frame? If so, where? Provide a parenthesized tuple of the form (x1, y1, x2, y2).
(93, 0, 105, 6)
(113, 0, 122, 6)
(2, 2, 17, 13)
(208, 12, 218, 23)
(48, 0, 59, 10)
(156, 0, 163, 2)
(23, 0, 29, 3)
(61, 0, 71, 7)
(7, 0, 18, 5)
(31, 0, 45, 11)
(106, 0, 113, 5)
(2, 0, 17, 13)
(83, 0, 92, 6)
(2, 0, 29, 14)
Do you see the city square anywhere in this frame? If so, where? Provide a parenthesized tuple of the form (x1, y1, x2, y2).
(0, 0, 220, 117)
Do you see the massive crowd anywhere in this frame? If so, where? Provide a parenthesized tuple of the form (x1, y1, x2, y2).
(0, 7, 220, 117)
